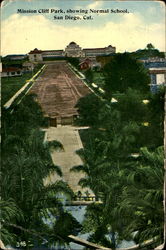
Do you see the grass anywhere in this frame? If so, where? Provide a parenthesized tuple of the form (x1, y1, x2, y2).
(1, 64, 43, 105)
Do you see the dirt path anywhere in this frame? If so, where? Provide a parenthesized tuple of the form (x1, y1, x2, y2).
(31, 61, 92, 195)
(44, 126, 92, 195)
(30, 61, 90, 118)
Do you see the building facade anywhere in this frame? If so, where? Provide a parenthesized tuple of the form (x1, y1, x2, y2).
(22, 62, 34, 72)
(83, 45, 115, 58)
(143, 57, 166, 92)
(79, 58, 101, 70)
(28, 42, 116, 62)
(1, 67, 22, 77)
(42, 50, 64, 58)
(29, 48, 43, 62)
(64, 42, 83, 57)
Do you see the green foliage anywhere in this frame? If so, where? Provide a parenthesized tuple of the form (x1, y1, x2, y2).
(131, 45, 165, 59)
(103, 52, 150, 96)
(84, 68, 93, 83)
(75, 93, 103, 126)
(1, 64, 43, 105)
(2, 57, 28, 66)
(43, 57, 65, 61)
(0, 199, 23, 244)
(146, 87, 165, 148)
(66, 57, 80, 69)
(52, 212, 82, 244)
(112, 146, 164, 244)
(146, 43, 155, 50)
(1, 94, 77, 247)
(92, 71, 105, 87)
(74, 50, 164, 248)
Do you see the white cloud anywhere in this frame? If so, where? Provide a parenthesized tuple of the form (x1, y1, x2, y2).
(103, 15, 165, 52)
(1, 12, 165, 56)
(87, 1, 102, 10)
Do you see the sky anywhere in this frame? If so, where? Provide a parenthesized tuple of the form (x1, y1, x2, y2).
(1, 0, 165, 56)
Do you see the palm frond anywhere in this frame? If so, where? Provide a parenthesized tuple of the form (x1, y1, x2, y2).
(45, 140, 63, 151)
(47, 164, 62, 177)
(70, 164, 86, 172)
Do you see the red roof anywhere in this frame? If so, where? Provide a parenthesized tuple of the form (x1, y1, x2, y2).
(2, 67, 22, 72)
(80, 58, 92, 64)
(29, 48, 42, 54)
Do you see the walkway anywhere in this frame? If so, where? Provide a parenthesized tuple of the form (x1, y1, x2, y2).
(30, 61, 93, 195)
(44, 126, 93, 195)
(30, 61, 90, 118)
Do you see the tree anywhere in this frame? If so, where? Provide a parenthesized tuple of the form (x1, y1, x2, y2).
(146, 43, 155, 50)
(1, 94, 81, 248)
(103, 52, 150, 97)
(67, 57, 80, 69)
(51, 211, 82, 247)
(147, 87, 165, 148)
(70, 147, 111, 196)
(74, 57, 164, 248)
(85, 68, 93, 83)
(75, 93, 103, 126)
(0, 199, 23, 245)
(112, 146, 164, 245)
(80, 146, 164, 248)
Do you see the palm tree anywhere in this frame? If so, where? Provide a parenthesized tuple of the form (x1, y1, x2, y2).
(1, 93, 77, 248)
(70, 146, 111, 197)
(111, 146, 164, 246)
(1, 148, 74, 248)
(0, 199, 23, 245)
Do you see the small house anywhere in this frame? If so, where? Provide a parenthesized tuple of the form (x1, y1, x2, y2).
(79, 58, 92, 70)
(79, 58, 101, 70)
(22, 62, 34, 72)
(1, 67, 23, 77)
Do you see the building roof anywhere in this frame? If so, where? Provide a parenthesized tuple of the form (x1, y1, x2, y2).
(108, 45, 115, 48)
(83, 48, 106, 51)
(4, 54, 27, 58)
(29, 49, 64, 55)
(149, 67, 166, 73)
(2, 67, 22, 72)
(81, 57, 92, 62)
(42, 50, 63, 53)
(29, 48, 43, 54)
(145, 62, 166, 68)
(69, 41, 76, 45)
(79, 61, 90, 66)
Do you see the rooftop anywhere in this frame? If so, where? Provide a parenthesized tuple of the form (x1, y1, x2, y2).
(2, 66, 22, 72)
(29, 48, 43, 54)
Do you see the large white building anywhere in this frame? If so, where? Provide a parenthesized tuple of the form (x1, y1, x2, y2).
(64, 42, 83, 57)
(28, 42, 116, 62)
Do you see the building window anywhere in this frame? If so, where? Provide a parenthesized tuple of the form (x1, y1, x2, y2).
(17, 71, 20, 74)
(11, 72, 15, 75)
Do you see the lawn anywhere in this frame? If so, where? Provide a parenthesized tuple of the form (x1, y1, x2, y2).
(1, 64, 42, 105)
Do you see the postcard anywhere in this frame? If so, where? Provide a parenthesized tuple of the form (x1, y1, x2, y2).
(1, 1, 165, 250)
